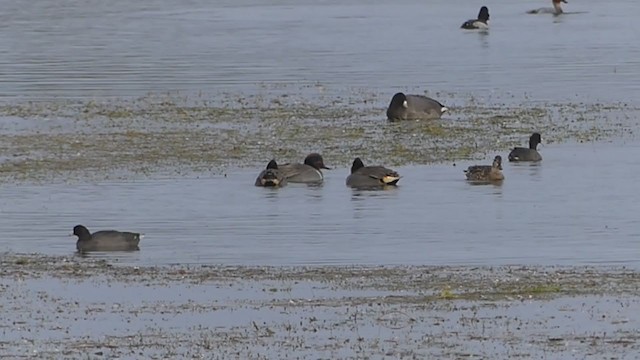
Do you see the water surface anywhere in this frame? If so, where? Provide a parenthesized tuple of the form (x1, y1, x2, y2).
(1, 142, 638, 267)
(1, 0, 639, 102)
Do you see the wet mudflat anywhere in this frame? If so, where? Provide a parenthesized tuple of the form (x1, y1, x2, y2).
(2, 254, 640, 358)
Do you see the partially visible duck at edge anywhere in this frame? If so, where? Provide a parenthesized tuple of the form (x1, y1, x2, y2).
(461, 6, 490, 30)
(527, 0, 567, 15)
(255, 160, 287, 187)
(464, 155, 505, 182)
(73, 224, 142, 253)
(386, 92, 448, 121)
(278, 153, 331, 183)
(508, 133, 542, 162)
(346, 157, 401, 189)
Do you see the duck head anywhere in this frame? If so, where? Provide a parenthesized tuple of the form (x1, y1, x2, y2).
(351, 157, 365, 174)
(478, 6, 490, 22)
(529, 133, 542, 150)
(553, 0, 567, 13)
(304, 153, 331, 170)
(390, 92, 409, 109)
(492, 155, 503, 170)
(72, 225, 91, 240)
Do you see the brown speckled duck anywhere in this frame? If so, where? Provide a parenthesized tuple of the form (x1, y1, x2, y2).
(464, 155, 504, 182)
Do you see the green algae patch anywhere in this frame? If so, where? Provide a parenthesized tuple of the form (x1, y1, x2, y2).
(525, 283, 562, 294)
(13, 257, 29, 265)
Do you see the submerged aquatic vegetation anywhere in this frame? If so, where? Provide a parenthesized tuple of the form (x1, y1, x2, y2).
(0, 90, 638, 182)
(3, 254, 640, 358)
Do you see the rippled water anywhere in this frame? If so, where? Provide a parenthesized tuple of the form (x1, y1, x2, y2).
(1, 142, 638, 267)
(1, 0, 640, 102)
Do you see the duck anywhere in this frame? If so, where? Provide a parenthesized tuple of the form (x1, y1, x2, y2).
(346, 157, 401, 188)
(464, 155, 504, 182)
(72, 224, 142, 253)
(386, 92, 448, 121)
(278, 153, 330, 183)
(255, 160, 287, 187)
(461, 6, 490, 29)
(508, 133, 542, 162)
(527, 0, 567, 15)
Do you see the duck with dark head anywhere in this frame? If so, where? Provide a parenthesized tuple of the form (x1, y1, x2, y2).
(461, 6, 490, 30)
(386, 92, 448, 121)
(278, 153, 331, 183)
(508, 133, 542, 162)
(255, 160, 287, 187)
(346, 157, 401, 189)
(72, 224, 142, 253)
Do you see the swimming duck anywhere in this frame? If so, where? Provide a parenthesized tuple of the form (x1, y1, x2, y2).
(386, 92, 448, 121)
(255, 160, 287, 187)
(73, 224, 142, 253)
(464, 155, 504, 182)
(278, 153, 331, 183)
(461, 6, 490, 29)
(508, 133, 542, 162)
(346, 157, 401, 188)
(527, 0, 567, 15)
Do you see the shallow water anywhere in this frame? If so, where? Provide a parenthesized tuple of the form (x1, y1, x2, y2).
(1, 141, 639, 267)
(2, 271, 639, 358)
(1, 0, 640, 102)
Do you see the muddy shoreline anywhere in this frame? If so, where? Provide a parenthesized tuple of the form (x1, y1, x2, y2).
(2, 253, 640, 358)
(1, 91, 638, 183)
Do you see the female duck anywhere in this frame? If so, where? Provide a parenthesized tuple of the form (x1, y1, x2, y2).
(278, 153, 330, 183)
(461, 6, 490, 30)
(508, 133, 542, 162)
(464, 155, 504, 182)
(73, 225, 142, 253)
(527, 0, 567, 15)
(386, 92, 448, 121)
(255, 160, 287, 187)
(346, 157, 401, 189)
